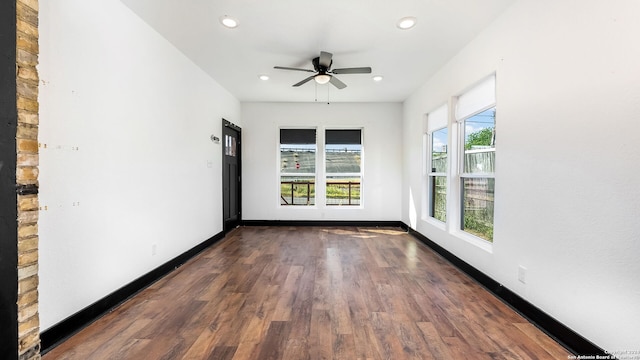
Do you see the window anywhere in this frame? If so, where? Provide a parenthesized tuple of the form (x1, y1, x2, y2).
(325, 129, 362, 206)
(225, 135, 237, 157)
(427, 105, 449, 222)
(456, 75, 496, 242)
(280, 129, 316, 205)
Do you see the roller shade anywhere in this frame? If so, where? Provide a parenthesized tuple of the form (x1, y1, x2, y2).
(456, 74, 496, 120)
(427, 104, 448, 133)
(325, 129, 361, 145)
(280, 129, 316, 144)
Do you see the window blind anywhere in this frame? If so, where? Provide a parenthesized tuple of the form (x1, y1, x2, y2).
(280, 129, 316, 144)
(455, 74, 496, 120)
(325, 129, 362, 145)
(427, 104, 448, 133)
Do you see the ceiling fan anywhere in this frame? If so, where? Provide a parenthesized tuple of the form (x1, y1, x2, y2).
(274, 51, 371, 89)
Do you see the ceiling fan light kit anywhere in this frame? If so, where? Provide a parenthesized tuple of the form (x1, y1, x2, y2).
(314, 74, 331, 84)
(274, 51, 372, 90)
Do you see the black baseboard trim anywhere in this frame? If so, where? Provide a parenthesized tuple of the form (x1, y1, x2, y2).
(401, 223, 608, 358)
(242, 220, 404, 228)
(40, 231, 226, 354)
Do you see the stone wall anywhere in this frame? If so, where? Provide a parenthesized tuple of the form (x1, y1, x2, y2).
(16, 0, 40, 359)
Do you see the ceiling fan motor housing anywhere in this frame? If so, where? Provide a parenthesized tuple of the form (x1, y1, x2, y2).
(312, 57, 331, 74)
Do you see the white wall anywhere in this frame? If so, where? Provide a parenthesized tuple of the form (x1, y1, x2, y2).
(403, 0, 640, 351)
(242, 102, 402, 221)
(38, 0, 240, 330)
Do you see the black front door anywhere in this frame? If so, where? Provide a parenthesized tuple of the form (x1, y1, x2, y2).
(222, 119, 241, 232)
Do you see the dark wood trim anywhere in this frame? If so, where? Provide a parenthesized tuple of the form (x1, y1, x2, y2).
(242, 220, 404, 228)
(0, 1, 19, 358)
(401, 223, 609, 358)
(40, 231, 226, 354)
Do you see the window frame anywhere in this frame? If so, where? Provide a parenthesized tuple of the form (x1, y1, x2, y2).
(455, 75, 496, 244)
(324, 128, 363, 207)
(278, 127, 318, 207)
(425, 103, 449, 224)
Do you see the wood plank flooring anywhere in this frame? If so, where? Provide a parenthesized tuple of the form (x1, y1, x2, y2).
(43, 226, 572, 359)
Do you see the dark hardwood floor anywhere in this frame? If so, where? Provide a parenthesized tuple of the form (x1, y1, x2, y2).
(43, 226, 571, 359)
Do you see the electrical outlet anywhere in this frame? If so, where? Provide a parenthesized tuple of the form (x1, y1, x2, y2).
(152, 244, 157, 256)
(518, 265, 527, 284)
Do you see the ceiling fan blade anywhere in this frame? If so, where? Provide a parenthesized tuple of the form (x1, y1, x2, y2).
(319, 51, 333, 68)
(332, 67, 372, 74)
(293, 75, 316, 87)
(274, 66, 315, 73)
(329, 76, 347, 89)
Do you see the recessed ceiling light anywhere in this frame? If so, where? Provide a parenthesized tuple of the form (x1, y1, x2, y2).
(220, 16, 239, 29)
(259, 75, 269, 81)
(397, 16, 417, 30)
(372, 75, 384, 82)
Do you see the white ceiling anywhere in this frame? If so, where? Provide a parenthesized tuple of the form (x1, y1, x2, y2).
(120, 0, 515, 103)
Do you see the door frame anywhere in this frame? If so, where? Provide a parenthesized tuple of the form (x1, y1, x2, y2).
(222, 119, 242, 233)
(0, 1, 19, 355)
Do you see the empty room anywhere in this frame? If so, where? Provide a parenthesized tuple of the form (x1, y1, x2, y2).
(1, 0, 639, 359)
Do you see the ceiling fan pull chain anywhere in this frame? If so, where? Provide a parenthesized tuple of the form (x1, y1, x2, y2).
(327, 84, 330, 104)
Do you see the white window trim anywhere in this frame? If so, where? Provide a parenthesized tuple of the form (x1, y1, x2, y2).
(278, 127, 318, 208)
(423, 103, 449, 226)
(456, 108, 496, 244)
(451, 74, 496, 248)
(324, 127, 364, 208)
(427, 129, 448, 225)
(451, 228, 494, 253)
(278, 126, 365, 208)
